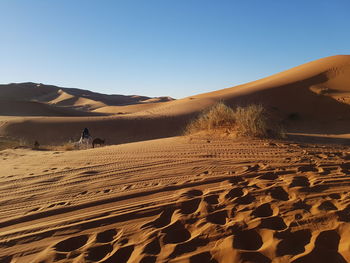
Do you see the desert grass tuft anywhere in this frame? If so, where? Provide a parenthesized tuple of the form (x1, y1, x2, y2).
(186, 102, 284, 138)
(185, 102, 235, 134)
(234, 104, 284, 138)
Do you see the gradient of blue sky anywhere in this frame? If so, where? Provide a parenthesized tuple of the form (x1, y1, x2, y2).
(0, 1, 349, 98)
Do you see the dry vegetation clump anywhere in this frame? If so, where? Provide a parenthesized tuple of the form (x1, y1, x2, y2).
(42, 141, 78, 151)
(186, 103, 284, 138)
(0, 137, 79, 151)
(234, 104, 284, 138)
(0, 137, 23, 151)
(63, 142, 76, 151)
(185, 102, 235, 133)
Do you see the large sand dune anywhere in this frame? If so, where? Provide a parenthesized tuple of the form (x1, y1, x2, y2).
(2, 55, 350, 145)
(144, 55, 350, 124)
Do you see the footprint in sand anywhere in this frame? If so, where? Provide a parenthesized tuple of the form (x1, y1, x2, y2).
(54, 235, 89, 252)
(258, 172, 278, 180)
(268, 186, 289, 201)
(161, 221, 191, 244)
(204, 194, 219, 205)
(140, 255, 157, 263)
(86, 244, 113, 261)
(228, 176, 245, 184)
(100, 245, 134, 263)
(178, 197, 202, 215)
(292, 230, 346, 263)
(224, 187, 244, 199)
(235, 193, 256, 205)
(169, 237, 209, 259)
(329, 193, 341, 199)
(233, 229, 263, 250)
(318, 200, 338, 211)
(290, 176, 310, 188)
(275, 229, 311, 256)
(237, 252, 271, 263)
(259, 216, 287, 231)
(143, 237, 161, 255)
(96, 229, 119, 243)
(190, 252, 218, 263)
(297, 164, 318, 173)
(251, 203, 273, 218)
(142, 206, 176, 229)
(206, 210, 228, 225)
(292, 200, 312, 212)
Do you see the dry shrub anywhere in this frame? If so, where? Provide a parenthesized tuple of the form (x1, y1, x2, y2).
(0, 137, 21, 151)
(186, 102, 235, 134)
(62, 142, 76, 151)
(38, 141, 77, 151)
(186, 103, 284, 138)
(234, 104, 283, 138)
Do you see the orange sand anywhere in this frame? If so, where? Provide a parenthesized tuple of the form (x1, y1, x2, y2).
(2, 55, 350, 262)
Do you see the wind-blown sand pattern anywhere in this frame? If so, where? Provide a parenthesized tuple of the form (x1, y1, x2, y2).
(2, 137, 350, 263)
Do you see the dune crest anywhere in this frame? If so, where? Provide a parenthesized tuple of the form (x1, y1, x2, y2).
(0, 82, 174, 115)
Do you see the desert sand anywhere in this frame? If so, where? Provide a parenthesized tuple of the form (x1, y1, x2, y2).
(1, 55, 350, 145)
(2, 55, 350, 262)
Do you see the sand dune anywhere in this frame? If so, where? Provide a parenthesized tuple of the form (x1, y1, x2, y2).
(0, 82, 174, 114)
(145, 55, 350, 120)
(0, 100, 104, 117)
(2, 137, 350, 262)
(2, 55, 350, 145)
(2, 55, 350, 262)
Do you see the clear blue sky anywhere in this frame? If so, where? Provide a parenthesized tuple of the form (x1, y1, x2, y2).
(0, 1, 349, 98)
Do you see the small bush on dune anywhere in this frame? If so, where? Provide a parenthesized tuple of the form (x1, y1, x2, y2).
(186, 102, 284, 138)
(234, 104, 283, 138)
(186, 102, 235, 134)
(62, 142, 76, 151)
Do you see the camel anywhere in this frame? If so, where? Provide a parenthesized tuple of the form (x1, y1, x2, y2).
(92, 138, 105, 148)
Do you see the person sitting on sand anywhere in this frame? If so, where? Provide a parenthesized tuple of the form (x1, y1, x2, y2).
(81, 128, 91, 140)
(78, 128, 92, 147)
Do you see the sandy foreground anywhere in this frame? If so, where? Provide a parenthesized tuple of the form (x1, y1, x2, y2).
(1, 136, 350, 263)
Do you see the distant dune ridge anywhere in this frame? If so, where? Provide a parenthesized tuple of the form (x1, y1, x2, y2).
(0, 82, 174, 115)
(1, 55, 350, 144)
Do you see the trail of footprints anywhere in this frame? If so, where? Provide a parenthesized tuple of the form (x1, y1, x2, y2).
(6, 141, 350, 262)
(35, 159, 350, 263)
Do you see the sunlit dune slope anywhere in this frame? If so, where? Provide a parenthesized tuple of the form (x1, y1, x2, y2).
(146, 55, 350, 122)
